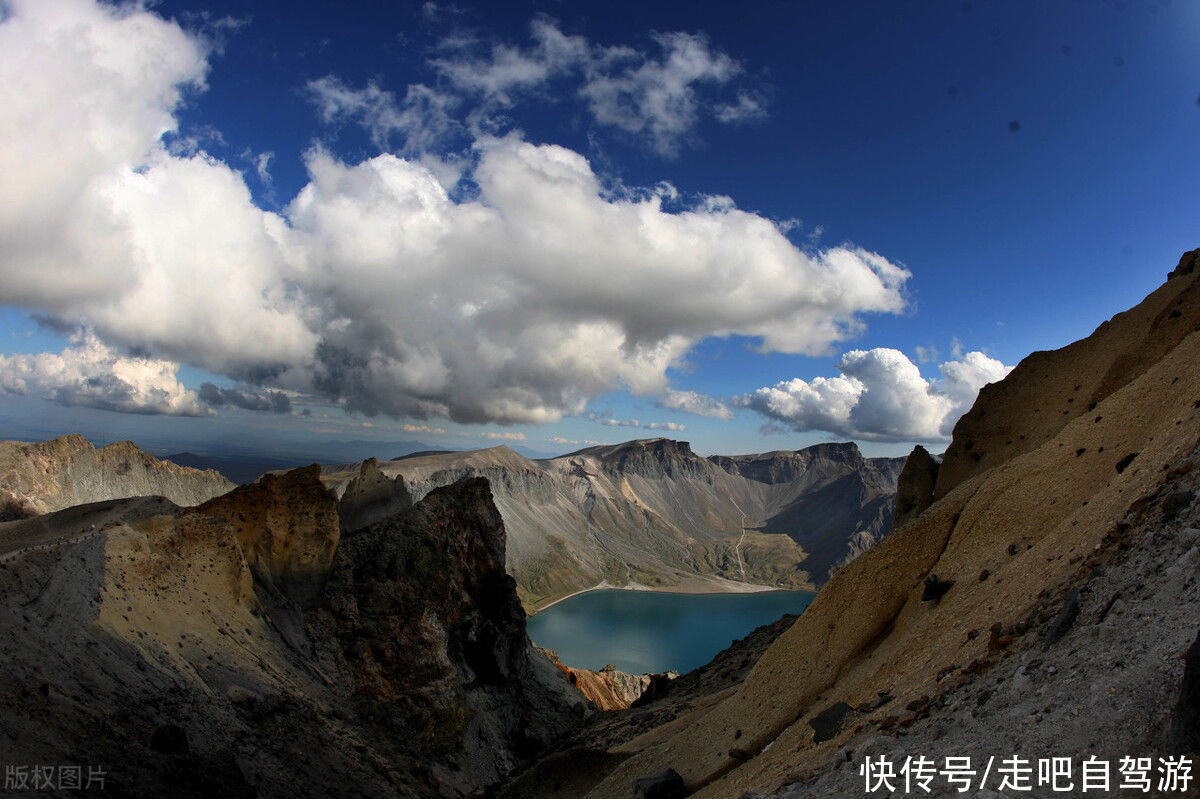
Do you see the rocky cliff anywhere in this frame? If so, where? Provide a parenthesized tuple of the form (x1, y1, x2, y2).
(0, 465, 583, 797)
(507, 249, 1200, 798)
(890, 444, 939, 530)
(536, 646, 678, 711)
(324, 439, 903, 610)
(0, 434, 234, 519)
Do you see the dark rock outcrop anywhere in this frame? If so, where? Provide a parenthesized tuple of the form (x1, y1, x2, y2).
(920, 574, 954, 602)
(809, 701, 854, 743)
(632, 768, 685, 799)
(892, 444, 939, 530)
(309, 477, 583, 787)
(1044, 587, 1080, 646)
(334, 456, 413, 532)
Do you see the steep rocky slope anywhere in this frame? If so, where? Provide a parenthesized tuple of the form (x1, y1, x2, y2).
(934, 249, 1200, 500)
(512, 249, 1200, 798)
(536, 646, 678, 712)
(323, 440, 903, 610)
(0, 434, 234, 519)
(0, 466, 583, 797)
(764, 471, 1200, 797)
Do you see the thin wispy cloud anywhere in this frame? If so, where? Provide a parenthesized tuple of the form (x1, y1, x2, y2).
(589, 412, 640, 428)
(387, 17, 769, 156)
(306, 76, 461, 154)
(481, 431, 526, 440)
(658, 388, 733, 420)
(402, 423, 446, 434)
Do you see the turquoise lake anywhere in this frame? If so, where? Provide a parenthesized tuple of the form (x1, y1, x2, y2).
(526, 589, 816, 675)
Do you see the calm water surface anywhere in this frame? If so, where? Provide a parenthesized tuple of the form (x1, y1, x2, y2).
(527, 589, 815, 674)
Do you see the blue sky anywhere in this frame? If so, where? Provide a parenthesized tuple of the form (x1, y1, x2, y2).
(0, 0, 1196, 460)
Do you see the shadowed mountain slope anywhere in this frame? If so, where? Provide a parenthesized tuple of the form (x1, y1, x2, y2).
(0, 466, 584, 797)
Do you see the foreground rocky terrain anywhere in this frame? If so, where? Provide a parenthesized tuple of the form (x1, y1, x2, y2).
(502, 249, 1200, 797)
(0, 462, 585, 796)
(764, 464, 1200, 797)
(0, 434, 234, 519)
(323, 440, 903, 610)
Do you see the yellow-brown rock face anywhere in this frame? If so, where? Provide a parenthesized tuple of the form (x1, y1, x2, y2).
(191, 464, 339, 605)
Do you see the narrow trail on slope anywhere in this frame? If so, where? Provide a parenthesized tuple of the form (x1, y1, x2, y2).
(0, 528, 104, 564)
(729, 498, 748, 581)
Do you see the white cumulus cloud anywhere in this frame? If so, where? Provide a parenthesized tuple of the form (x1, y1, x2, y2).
(0, 0, 912, 429)
(0, 333, 206, 416)
(741, 348, 1012, 442)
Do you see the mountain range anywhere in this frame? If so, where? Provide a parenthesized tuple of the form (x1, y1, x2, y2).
(0, 432, 904, 613)
(322, 439, 905, 609)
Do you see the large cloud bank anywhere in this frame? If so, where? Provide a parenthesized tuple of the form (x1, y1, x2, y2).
(742, 349, 1013, 442)
(0, 0, 911, 426)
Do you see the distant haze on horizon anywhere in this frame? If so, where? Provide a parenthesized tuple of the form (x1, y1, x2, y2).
(0, 0, 1196, 459)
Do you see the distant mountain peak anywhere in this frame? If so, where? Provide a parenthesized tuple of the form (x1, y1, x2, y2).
(0, 435, 234, 519)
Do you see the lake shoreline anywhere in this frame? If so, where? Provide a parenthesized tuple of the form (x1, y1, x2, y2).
(529, 576, 801, 615)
